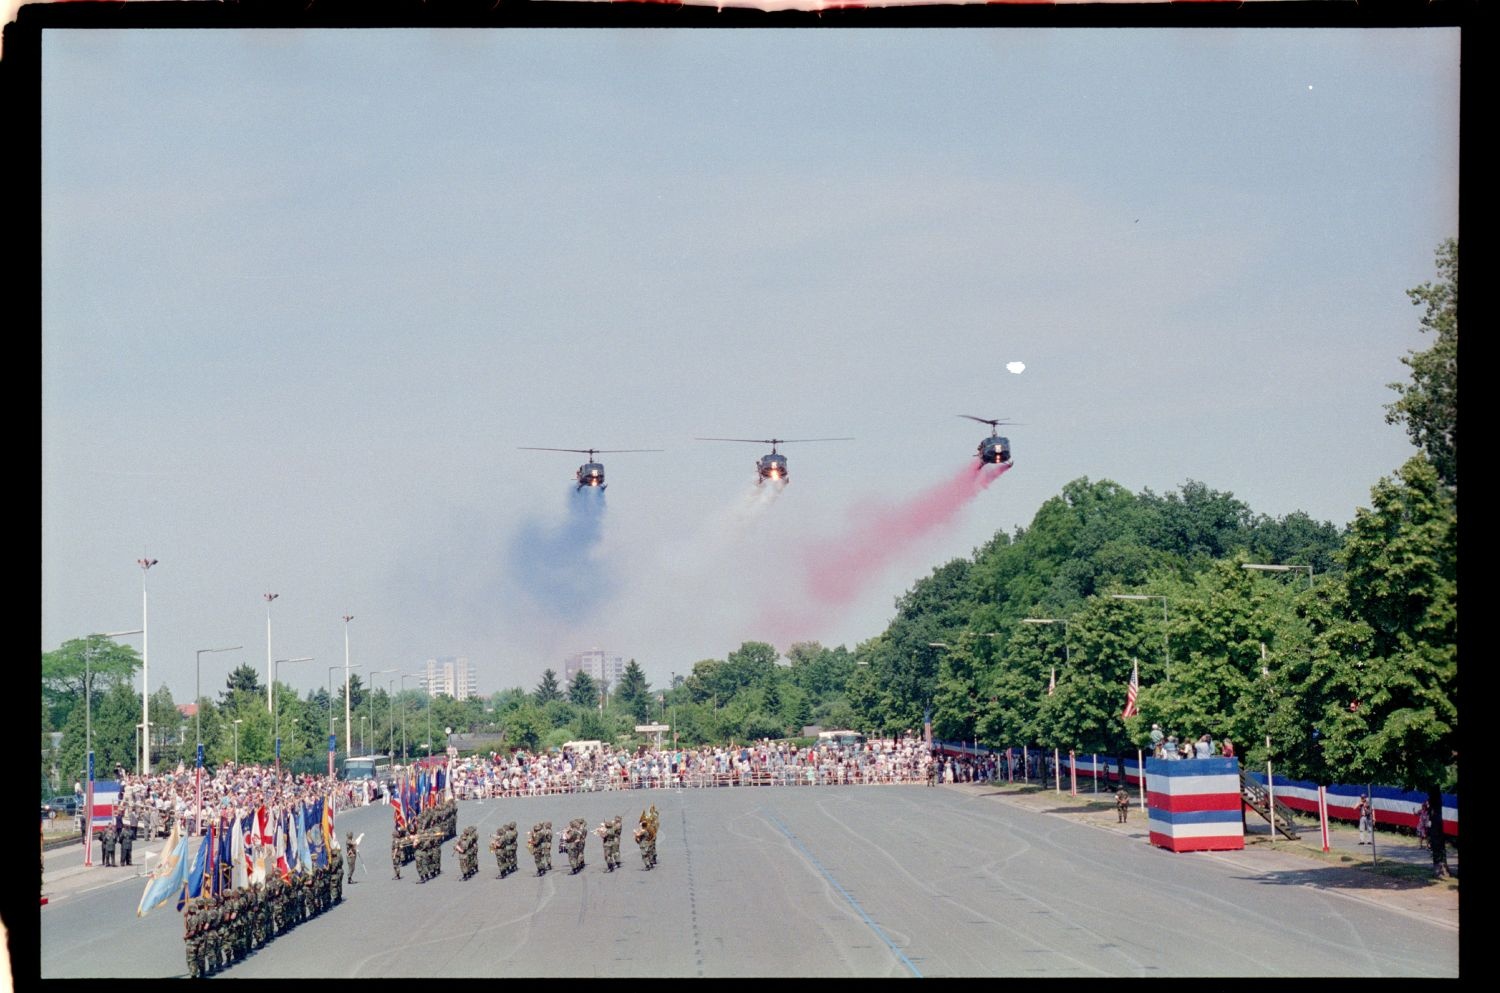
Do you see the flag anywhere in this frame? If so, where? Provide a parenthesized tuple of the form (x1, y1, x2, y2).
(392, 791, 406, 832)
(230, 814, 248, 891)
(1123, 659, 1140, 718)
(273, 811, 290, 880)
(206, 822, 220, 897)
(1048, 667, 1056, 697)
(298, 802, 316, 873)
(137, 819, 188, 917)
(89, 779, 121, 829)
(321, 793, 335, 855)
(250, 806, 270, 885)
(923, 705, 932, 747)
(182, 830, 209, 908)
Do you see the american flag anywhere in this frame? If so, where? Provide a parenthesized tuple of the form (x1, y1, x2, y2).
(1123, 659, 1140, 718)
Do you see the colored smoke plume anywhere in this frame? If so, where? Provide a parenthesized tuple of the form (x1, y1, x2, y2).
(756, 462, 1009, 646)
(506, 485, 615, 619)
(803, 461, 1010, 606)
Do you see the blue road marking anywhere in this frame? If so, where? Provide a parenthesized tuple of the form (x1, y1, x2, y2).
(764, 809, 923, 978)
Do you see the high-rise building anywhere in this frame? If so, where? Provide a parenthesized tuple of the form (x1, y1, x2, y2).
(564, 649, 626, 691)
(422, 656, 477, 699)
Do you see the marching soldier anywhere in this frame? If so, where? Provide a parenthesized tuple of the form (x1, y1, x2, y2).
(392, 826, 407, 880)
(489, 826, 506, 877)
(455, 825, 478, 881)
(120, 816, 134, 867)
(500, 821, 519, 877)
(560, 818, 585, 874)
(330, 845, 344, 903)
(634, 805, 659, 870)
(346, 831, 360, 884)
(527, 821, 551, 875)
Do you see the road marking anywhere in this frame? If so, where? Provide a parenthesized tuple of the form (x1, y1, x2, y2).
(763, 809, 923, 978)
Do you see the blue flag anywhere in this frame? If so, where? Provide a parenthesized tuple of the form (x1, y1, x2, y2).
(182, 831, 209, 908)
(138, 820, 189, 917)
(310, 798, 328, 868)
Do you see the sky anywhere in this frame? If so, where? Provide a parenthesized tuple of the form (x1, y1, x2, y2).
(40, 27, 1459, 710)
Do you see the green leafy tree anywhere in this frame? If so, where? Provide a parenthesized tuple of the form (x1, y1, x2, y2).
(221, 663, 263, 705)
(568, 671, 598, 707)
(615, 660, 652, 723)
(41, 636, 141, 732)
(533, 668, 563, 705)
(1311, 456, 1457, 874)
(1386, 239, 1457, 488)
(503, 705, 544, 751)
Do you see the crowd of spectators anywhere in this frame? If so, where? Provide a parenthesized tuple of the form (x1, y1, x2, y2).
(437, 738, 1004, 799)
(81, 762, 378, 840)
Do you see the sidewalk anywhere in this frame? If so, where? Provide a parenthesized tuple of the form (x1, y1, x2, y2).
(41, 830, 176, 904)
(952, 779, 1458, 929)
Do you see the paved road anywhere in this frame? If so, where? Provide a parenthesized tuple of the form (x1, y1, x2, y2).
(38, 785, 1457, 978)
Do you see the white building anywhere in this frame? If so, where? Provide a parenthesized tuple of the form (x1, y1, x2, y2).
(422, 656, 477, 699)
(564, 649, 626, 691)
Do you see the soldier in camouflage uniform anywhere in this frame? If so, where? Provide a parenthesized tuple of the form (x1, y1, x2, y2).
(562, 818, 587, 874)
(456, 825, 478, 880)
(345, 830, 360, 884)
(527, 821, 552, 875)
(502, 821, 520, 876)
(392, 826, 408, 879)
(595, 815, 622, 872)
(633, 805, 659, 870)
(183, 897, 204, 978)
(330, 845, 344, 903)
(489, 825, 507, 877)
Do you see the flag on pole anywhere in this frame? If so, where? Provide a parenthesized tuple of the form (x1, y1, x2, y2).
(230, 814, 248, 891)
(392, 791, 406, 832)
(1123, 659, 1140, 718)
(182, 830, 209, 908)
(273, 810, 290, 879)
(137, 819, 188, 917)
(1048, 667, 1056, 697)
(321, 793, 336, 855)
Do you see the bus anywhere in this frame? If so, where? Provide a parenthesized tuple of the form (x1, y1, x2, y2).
(342, 755, 391, 794)
(817, 730, 866, 752)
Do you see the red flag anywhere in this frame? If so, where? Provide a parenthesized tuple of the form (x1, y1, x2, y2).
(1047, 667, 1056, 697)
(1123, 659, 1140, 718)
(392, 792, 406, 832)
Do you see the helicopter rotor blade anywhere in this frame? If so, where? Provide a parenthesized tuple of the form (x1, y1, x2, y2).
(519, 447, 664, 454)
(695, 437, 854, 445)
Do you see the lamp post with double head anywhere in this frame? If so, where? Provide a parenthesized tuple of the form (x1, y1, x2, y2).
(342, 615, 355, 763)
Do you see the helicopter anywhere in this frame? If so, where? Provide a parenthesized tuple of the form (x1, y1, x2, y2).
(959, 415, 1018, 466)
(696, 436, 854, 484)
(518, 447, 663, 491)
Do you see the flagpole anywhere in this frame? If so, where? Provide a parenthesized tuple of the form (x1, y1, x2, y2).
(1137, 749, 1146, 812)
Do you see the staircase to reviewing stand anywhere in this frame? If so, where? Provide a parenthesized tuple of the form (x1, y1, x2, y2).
(1240, 770, 1301, 840)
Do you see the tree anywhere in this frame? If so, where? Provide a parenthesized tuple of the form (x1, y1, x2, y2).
(568, 671, 598, 708)
(533, 669, 563, 706)
(41, 636, 140, 731)
(615, 660, 652, 723)
(1311, 456, 1457, 875)
(221, 664, 263, 706)
(1386, 238, 1457, 488)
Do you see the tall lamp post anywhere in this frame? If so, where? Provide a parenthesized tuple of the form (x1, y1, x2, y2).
(329, 663, 361, 776)
(1110, 595, 1169, 683)
(400, 673, 418, 761)
(342, 615, 355, 763)
(137, 557, 158, 774)
(193, 645, 241, 836)
(263, 593, 279, 712)
(1241, 563, 1314, 590)
(370, 668, 396, 756)
(83, 629, 142, 867)
(272, 656, 313, 776)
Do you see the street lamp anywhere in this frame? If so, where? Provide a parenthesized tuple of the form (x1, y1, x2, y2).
(342, 615, 355, 762)
(330, 663, 361, 775)
(194, 645, 241, 836)
(370, 668, 396, 757)
(137, 557, 158, 775)
(83, 629, 142, 867)
(1110, 595, 1169, 683)
(271, 656, 313, 775)
(400, 673, 418, 761)
(263, 593, 279, 712)
(1242, 562, 1314, 590)
(232, 719, 243, 766)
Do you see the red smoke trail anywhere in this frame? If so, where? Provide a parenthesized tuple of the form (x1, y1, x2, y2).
(757, 462, 1009, 644)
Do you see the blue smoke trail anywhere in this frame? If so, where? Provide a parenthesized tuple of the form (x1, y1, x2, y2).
(507, 485, 616, 619)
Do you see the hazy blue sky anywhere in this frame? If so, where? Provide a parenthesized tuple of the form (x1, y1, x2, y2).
(41, 28, 1459, 707)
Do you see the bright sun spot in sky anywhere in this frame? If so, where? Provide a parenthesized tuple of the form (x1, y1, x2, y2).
(1006, 361, 1026, 375)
